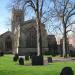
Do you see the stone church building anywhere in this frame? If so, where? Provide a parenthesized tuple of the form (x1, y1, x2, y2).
(0, 8, 48, 55)
(0, 31, 12, 53)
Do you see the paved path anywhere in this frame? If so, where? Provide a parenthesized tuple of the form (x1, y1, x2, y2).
(44, 57, 75, 65)
(52, 57, 75, 62)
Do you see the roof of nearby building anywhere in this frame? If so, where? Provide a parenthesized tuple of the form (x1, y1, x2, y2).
(48, 35, 56, 39)
(0, 31, 12, 38)
(23, 19, 45, 27)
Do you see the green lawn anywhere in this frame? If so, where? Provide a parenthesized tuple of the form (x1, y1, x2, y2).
(0, 55, 75, 75)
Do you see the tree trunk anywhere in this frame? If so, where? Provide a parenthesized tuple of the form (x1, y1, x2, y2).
(36, 13, 40, 56)
(36, 0, 42, 56)
(39, 21, 42, 55)
(63, 24, 67, 57)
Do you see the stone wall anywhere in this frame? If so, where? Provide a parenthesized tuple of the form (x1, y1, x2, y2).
(18, 48, 49, 55)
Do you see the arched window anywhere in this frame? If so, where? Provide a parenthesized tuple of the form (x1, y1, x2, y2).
(26, 26, 37, 48)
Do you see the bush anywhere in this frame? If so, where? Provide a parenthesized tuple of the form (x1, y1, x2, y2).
(13, 54, 18, 62)
(19, 58, 24, 65)
(25, 55, 29, 60)
(0, 51, 4, 56)
(60, 67, 74, 75)
(44, 51, 50, 55)
(30, 55, 32, 59)
(32, 55, 43, 65)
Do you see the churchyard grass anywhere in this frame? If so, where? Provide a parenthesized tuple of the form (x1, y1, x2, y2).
(0, 55, 75, 75)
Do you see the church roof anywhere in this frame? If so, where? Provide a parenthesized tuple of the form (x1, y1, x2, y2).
(24, 19, 35, 25)
(0, 31, 12, 38)
(23, 19, 45, 27)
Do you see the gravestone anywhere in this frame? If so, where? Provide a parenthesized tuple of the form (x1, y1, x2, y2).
(19, 58, 24, 65)
(32, 55, 43, 65)
(0, 51, 4, 56)
(48, 57, 52, 63)
(70, 50, 75, 57)
(60, 67, 74, 75)
(13, 54, 18, 62)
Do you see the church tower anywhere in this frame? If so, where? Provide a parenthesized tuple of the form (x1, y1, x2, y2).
(12, 8, 24, 54)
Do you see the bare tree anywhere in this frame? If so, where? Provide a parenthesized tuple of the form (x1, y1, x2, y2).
(49, 0, 75, 57)
(11, 0, 50, 56)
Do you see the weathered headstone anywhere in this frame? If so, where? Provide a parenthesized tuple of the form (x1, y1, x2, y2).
(60, 67, 74, 75)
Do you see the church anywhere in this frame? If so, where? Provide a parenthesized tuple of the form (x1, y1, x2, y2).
(0, 8, 48, 55)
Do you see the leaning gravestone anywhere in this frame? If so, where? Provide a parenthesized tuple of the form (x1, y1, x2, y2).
(60, 67, 74, 75)
(19, 58, 24, 65)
